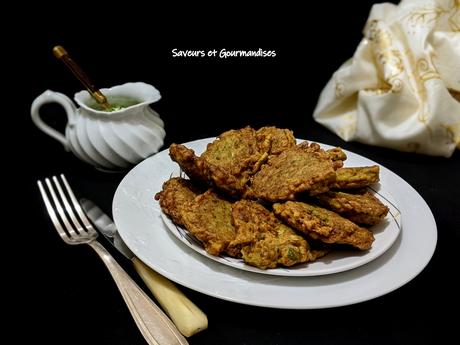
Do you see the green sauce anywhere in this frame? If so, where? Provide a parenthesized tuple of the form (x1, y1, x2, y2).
(88, 96, 141, 112)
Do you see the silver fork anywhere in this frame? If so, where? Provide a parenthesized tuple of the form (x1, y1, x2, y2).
(37, 174, 188, 345)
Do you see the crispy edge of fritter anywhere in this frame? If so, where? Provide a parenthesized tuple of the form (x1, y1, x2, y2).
(154, 177, 200, 227)
(316, 190, 389, 226)
(273, 201, 374, 250)
(256, 126, 297, 156)
(326, 147, 347, 169)
(181, 190, 236, 256)
(229, 199, 310, 269)
(334, 166, 380, 189)
(248, 142, 340, 202)
(309, 247, 331, 261)
(169, 144, 208, 184)
(169, 143, 247, 197)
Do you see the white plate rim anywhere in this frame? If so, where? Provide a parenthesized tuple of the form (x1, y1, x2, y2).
(113, 137, 437, 309)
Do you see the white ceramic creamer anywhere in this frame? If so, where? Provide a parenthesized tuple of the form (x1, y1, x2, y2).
(31, 82, 166, 170)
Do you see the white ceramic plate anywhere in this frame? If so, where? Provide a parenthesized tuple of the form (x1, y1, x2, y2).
(113, 138, 437, 309)
(159, 139, 401, 276)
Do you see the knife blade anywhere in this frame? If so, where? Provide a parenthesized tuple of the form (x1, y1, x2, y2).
(81, 199, 208, 337)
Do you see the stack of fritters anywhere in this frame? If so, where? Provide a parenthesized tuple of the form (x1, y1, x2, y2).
(169, 126, 298, 197)
(156, 126, 389, 270)
(155, 178, 316, 269)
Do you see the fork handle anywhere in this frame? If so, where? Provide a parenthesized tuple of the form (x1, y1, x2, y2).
(88, 241, 189, 345)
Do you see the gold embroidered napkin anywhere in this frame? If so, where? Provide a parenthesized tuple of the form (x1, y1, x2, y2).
(313, 0, 460, 157)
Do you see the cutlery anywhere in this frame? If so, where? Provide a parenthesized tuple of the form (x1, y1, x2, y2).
(81, 199, 208, 337)
(37, 174, 188, 345)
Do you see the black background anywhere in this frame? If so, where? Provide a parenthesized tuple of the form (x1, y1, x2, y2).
(20, 1, 459, 344)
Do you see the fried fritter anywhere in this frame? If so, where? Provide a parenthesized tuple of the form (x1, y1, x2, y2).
(316, 190, 389, 226)
(273, 201, 374, 250)
(228, 200, 310, 269)
(249, 142, 341, 202)
(202, 127, 266, 174)
(334, 166, 380, 189)
(326, 148, 347, 169)
(169, 143, 247, 196)
(256, 126, 296, 156)
(154, 177, 201, 227)
(201, 127, 268, 190)
(169, 144, 208, 184)
(181, 190, 236, 255)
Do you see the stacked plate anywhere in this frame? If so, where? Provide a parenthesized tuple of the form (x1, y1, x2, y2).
(113, 138, 437, 309)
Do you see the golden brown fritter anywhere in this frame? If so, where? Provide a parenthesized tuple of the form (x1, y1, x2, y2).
(249, 142, 341, 202)
(256, 126, 296, 156)
(202, 127, 266, 175)
(229, 200, 310, 269)
(334, 166, 380, 189)
(200, 127, 268, 192)
(316, 190, 389, 226)
(169, 143, 247, 197)
(326, 148, 347, 169)
(181, 190, 236, 255)
(273, 201, 374, 250)
(154, 177, 201, 227)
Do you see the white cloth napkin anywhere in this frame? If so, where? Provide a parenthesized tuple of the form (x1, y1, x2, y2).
(313, 0, 460, 157)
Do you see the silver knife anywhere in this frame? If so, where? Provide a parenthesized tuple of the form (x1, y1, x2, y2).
(81, 199, 208, 337)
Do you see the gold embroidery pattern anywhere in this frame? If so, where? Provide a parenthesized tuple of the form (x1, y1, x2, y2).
(390, 78, 403, 93)
(367, 20, 405, 94)
(441, 122, 460, 146)
(416, 56, 441, 82)
(403, 48, 426, 101)
(404, 49, 441, 136)
(449, 0, 460, 31)
(405, 6, 447, 26)
(418, 112, 430, 125)
(405, 0, 459, 31)
(335, 81, 345, 98)
(364, 86, 391, 95)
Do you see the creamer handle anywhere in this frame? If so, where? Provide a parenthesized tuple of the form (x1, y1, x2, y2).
(30, 90, 77, 150)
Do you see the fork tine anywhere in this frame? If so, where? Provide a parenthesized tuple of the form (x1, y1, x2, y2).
(37, 180, 71, 241)
(52, 176, 84, 234)
(60, 174, 97, 236)
(45, 178, 79, 238)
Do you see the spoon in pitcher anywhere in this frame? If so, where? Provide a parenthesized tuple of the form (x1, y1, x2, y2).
(53, 45, 114, 111)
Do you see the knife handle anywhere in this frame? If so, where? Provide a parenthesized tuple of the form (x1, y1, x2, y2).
(132, 257, 208, 337)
